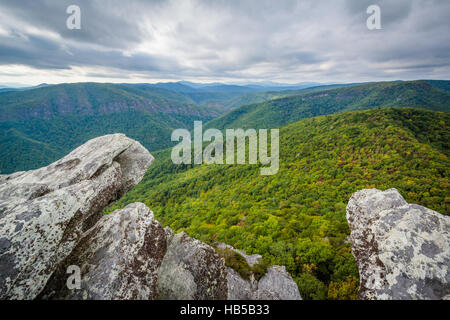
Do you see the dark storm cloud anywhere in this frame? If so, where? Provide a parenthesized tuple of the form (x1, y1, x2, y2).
(0, 0, 147, 49)
(0, 31, 182, 73)
(0, 33, 70, 69)
(0, 0, 449, 82)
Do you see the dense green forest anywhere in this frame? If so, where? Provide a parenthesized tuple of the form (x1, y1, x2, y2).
(0, 82, 214, 122)
(2, 80, 449, 174)
(106, 108, 449, 300)
(0, 110, 214, 173)
(1, 79, 449, 299)
(224, 83, 359, 110)
(205, 80, 450, 131)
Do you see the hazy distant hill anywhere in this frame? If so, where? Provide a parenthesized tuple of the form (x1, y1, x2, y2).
(205, 80, 450, 131)
(151, 81, 324, 111)
(151, 82, 263, 111)
(0, 83, 50, 94)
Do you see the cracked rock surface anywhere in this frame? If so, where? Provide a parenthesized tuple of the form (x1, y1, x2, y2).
(39, 203, 166, 300)
(215, 242, 301, 300)
(346, 188, 450, 300)
(0, 134, 153, 299)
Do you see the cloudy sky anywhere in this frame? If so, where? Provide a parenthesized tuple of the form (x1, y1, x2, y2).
(0, 0, 449, 86)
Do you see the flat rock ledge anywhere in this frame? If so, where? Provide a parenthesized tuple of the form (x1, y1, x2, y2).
(346, 188, 450, 300)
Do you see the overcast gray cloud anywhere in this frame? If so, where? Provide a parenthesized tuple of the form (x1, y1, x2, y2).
(0, 0, 449, 84)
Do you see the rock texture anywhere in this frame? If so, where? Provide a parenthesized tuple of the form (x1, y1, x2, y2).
(39, 203, 166, 300)
(158, 231, 228, 300)
(0, 134, 300, 300)
(256, 266, 302, 300)
(215, 242, 301, 300)
(0, 134, 153, 299)
(226, 265, 301, 300)
(39, 203, 299, 300)
(347, 188, 450, 300)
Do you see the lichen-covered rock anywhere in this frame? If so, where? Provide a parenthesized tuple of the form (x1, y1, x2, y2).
(226, 265, 302, 300)
(0, 134, 153, 299)
(226, 268, 256, 300)
(215, 243, 302, 300)
(255, 266, 302, 300)
(346, 188, 450, 300)
(39, 203, 166, 300)
(39, 202, 299, 301)
(157, 231, 228, 300)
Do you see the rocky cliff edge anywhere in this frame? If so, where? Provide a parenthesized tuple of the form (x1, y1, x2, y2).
(0, 134, 300, 300)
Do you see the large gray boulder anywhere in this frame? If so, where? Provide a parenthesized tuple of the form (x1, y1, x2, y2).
(256, 266, 302, 300)
(215, 242, 301, 300)
(0, 134, 153, 299)
(227, 265, 301, 300)
(346, 188, 450, 300)
(39, 203, 166, 300)
(157, 231, 228, 300)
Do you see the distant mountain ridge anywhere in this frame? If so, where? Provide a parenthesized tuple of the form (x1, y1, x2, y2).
(146, 81, 327, 110)
(1, 79, 449, 174)
(0, 82, 212, 122)
(205, 80, 450, 130)
(0, 82, 216, 173)
(223, 83, 362, 110)
(0, 83, 50, 94)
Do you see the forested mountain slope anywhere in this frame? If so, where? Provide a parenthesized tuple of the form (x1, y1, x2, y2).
(107, 108, 449, 300)
(0, 83, 216, 173)
(205, 80, 450, 131)
(150, 81, 334, 111)
(224, 83, 360, 110)
(0, 82, 211, 121)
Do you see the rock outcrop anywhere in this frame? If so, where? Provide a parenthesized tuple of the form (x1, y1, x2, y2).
(157, 231, 228, 300)
(215, 242, 301, 300)
(39, 202, 300, 300)
(38, 203, 166, 300)
(0, 134, 153, 299)
(0, 134, 300, 300)
(226, 266, 302, 300)
(215, 242, 262, 268)
(346, 188, 450, 300)
(256, 266, 302, 300)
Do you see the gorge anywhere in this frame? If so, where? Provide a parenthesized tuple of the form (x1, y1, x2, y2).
(1, 134, 448, 300)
